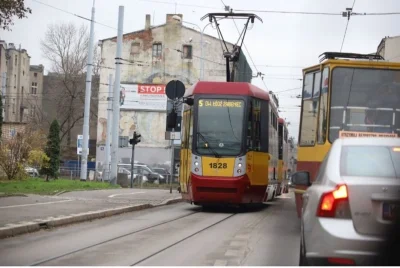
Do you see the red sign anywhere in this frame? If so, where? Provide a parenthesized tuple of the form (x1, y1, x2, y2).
(138, 84, 166, 95)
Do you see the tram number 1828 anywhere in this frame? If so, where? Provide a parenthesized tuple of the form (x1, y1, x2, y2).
(209, 163, 228, 169)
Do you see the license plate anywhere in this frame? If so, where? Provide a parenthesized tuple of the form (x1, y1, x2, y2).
(382, 203, 399, 221)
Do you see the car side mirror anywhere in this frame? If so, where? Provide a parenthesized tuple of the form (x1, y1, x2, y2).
(291, 171, 312, 186)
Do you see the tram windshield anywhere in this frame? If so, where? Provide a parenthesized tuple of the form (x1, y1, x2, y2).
(329, 68, 400, 142)
(196, 98, 245, 156)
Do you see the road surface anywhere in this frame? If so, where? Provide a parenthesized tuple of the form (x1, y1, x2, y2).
(0, 192, 299, 266)
(0, 189, 180, 228)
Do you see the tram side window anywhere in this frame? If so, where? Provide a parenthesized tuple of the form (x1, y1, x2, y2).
(278, 124, 283, 159)
(247, 100, 254, 149)
(188, 110, 193, 150)
(181, 110, 189, 149)
(253, 99, 261, 151)
(299, 71, 321, 146)
(260, 99, 269, 152)
(317, 67, 329, 144)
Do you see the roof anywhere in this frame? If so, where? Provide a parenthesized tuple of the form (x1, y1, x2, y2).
(99, 24, 235, 47)
(184, 81, 270, 100)
(303, 57, 400, 74)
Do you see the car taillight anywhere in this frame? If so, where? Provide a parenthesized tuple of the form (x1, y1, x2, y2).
(317, 184, 351, 218)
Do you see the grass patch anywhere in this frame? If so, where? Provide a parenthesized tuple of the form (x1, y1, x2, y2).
(0, 178, 120, 195)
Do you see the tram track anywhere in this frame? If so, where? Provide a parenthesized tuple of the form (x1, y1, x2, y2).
(30, 209, 237, 266)
(30, 210, 200, 266)
(130, 213, 236, 266)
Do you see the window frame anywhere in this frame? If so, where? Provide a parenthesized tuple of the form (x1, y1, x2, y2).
(152, 43, 162, 58)
(182, 45, 193, 59)
(298, 69, 322, 147)
(317, 66, 330, 145)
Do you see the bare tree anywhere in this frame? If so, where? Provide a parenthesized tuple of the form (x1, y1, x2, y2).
(40, 22, 99, 147)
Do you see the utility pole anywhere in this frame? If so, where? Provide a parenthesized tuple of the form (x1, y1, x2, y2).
(110, 6, 124, 185)
(104, 74, 113, 181)
(129, 132, 141, 188)
(169, 136, 175, 194)
(80, 0, 96, 181)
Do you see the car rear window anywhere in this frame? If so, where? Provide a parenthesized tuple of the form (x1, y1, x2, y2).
(340, 145, 400, 178)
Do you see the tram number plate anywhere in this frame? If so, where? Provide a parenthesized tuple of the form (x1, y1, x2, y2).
(209, 163, 228, 169)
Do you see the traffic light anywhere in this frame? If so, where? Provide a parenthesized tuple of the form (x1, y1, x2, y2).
(129, 131, 141, 145)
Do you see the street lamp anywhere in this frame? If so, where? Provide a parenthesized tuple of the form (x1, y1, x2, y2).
(172, 15, 215, 80)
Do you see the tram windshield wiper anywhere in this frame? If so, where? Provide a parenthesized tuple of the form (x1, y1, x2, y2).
(197, 132, 221, 158)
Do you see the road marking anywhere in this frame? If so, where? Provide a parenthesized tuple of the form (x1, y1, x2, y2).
(108, 192, 146, 198)
(0, 199, 73, 209)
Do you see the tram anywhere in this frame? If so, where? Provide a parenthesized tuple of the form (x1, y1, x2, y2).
(293, 52, 400, 217)
(276, 118, 289, 196)
(178, 81, 280, 206)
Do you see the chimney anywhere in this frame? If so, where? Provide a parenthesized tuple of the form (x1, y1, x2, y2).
(166, 14, 182, 24)
(145, 14, 151, 30)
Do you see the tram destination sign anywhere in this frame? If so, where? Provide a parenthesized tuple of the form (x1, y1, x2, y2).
(339, 130, 398, 138)
(199, 99, 243, 108)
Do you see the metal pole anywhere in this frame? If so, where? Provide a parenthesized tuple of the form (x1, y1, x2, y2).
(104, 74, 113, 181)
(200, 32, 204, 80)
(110, 6, 124, 185)
(130, 142, 135, 188)
(169, 130, 175, 194)
(80, 0, 96, 181)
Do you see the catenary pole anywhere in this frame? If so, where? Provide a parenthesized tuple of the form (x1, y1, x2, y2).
(110, 6, 124, 185)
(80, 0, 96, 181)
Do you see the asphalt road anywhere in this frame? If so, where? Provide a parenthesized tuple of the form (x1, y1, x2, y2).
(0, 192, 300, 266)
(0, 189, 181, 227)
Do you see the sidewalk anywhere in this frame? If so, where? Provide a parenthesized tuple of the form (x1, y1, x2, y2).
(0, 188, 182, 239)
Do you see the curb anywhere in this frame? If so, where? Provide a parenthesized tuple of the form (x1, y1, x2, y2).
(0, 193, 28, 198)
(0, 197, 183, 240)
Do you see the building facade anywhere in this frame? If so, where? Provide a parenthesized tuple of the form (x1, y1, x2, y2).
(96, 13, 253, 170)
(28, 65, 44, 122)
(42, 73, 99, 159)
(4, 43, 31, 123)
(377, 35, 400, 62)
(0, 41, 7, 120)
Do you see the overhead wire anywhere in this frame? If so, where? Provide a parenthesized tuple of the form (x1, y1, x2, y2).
(340, 0, 357, 52)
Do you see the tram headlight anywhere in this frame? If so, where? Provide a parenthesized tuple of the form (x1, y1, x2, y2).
(194, 161, 199, 166)
(237, 163, 242, 168)
(237, 169, 242, 173)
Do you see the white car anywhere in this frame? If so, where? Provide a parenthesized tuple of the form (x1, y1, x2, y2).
(292, 137, 400, 266)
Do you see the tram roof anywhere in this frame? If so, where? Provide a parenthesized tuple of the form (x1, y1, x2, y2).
(303, 57, 400, 73)
(184, 81, 270, 101)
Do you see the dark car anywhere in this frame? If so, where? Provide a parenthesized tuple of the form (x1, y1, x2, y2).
(152, 167, 170, 184)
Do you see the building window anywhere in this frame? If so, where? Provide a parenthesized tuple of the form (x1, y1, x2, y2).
(131, 42, 140, 54)
(15, 55, 17, 66)
(152, 43, 162, 57)
(31, 82, 37, 94)
(34, 72, 37, 78)
(14, 74, 16, 85)
(30, 106, 36, 117)
(183, 45, 192, 59)
(23, 71, 25, 76)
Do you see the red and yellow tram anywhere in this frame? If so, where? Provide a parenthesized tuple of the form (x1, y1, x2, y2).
(178, 81, 281, 206)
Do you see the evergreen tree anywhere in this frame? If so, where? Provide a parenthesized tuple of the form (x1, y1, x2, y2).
(41, 120, 61, 181)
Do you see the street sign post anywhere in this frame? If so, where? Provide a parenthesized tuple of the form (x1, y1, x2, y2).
(164, 80, 185, 193)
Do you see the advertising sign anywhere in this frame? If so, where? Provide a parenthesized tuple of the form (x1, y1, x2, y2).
(339, 130, 398, 138)
(120, 84, 167, 111)
(77, 135, 89, 155)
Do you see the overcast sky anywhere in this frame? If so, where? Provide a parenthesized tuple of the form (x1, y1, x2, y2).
(2, 0, 400, 139)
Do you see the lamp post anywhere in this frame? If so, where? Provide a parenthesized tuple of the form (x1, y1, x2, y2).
(172, 16, 214, 80)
